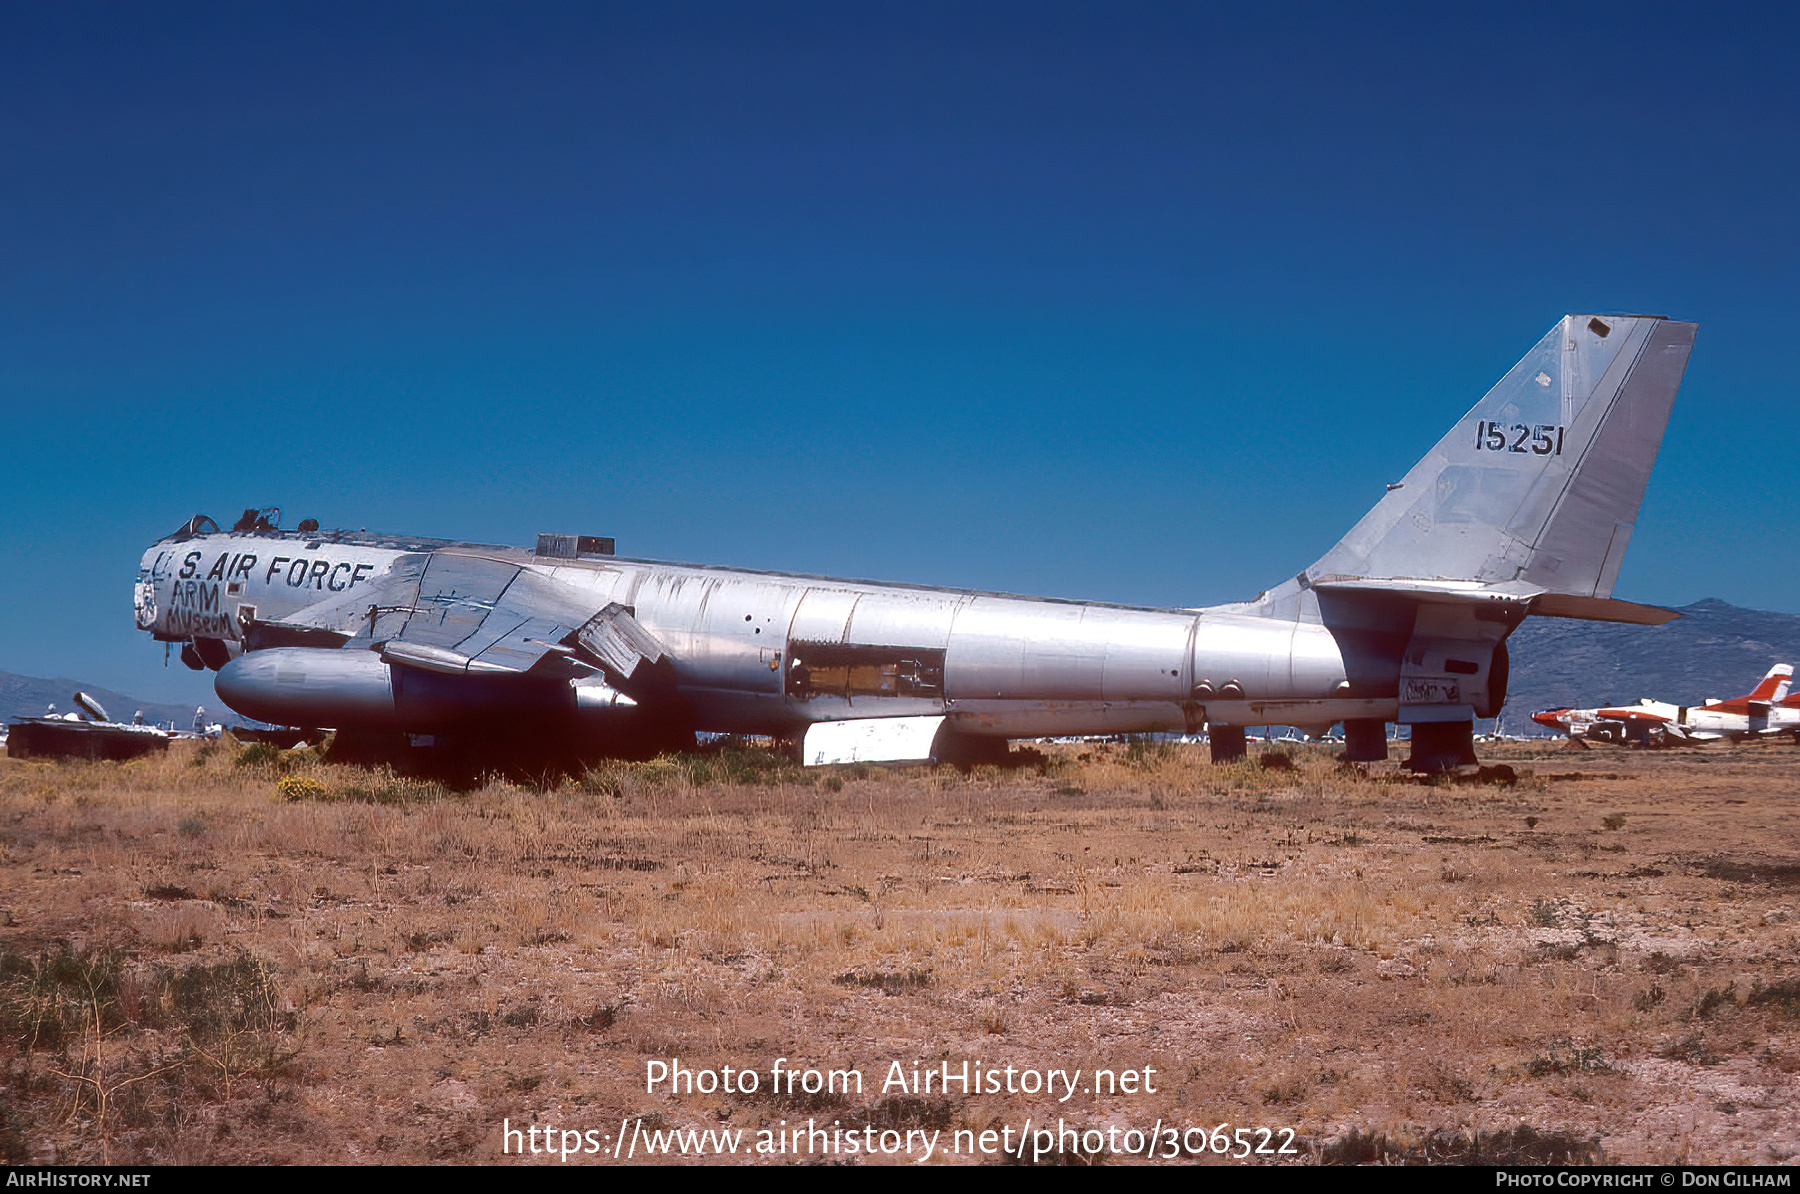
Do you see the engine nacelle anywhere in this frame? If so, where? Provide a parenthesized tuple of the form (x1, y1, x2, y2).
(215, 647, 633, 731)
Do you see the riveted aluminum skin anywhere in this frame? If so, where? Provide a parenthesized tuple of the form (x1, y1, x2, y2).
(141, 314, 1696, 751)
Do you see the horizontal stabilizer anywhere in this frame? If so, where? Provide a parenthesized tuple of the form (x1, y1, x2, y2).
(1527, 594, 1679, 626)
(1311, 576, 1536, 611)
(1308, 575, 1679, 625)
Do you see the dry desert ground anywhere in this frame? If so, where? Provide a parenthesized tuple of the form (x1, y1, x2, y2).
(0, 734, 1795, 1165)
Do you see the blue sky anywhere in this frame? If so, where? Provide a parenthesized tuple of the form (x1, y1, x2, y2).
(2, 2, 1796, 705)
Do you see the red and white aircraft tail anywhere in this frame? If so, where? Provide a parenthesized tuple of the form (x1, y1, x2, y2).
(1691, 664, 1794, 715)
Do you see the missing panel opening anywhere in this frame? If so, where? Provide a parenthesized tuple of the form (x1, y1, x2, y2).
(788, 641, 945, 701)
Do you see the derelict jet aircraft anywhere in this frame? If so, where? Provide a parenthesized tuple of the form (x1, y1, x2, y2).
(134, 314, 1696, 772)
(1531, 664, 1794, 745)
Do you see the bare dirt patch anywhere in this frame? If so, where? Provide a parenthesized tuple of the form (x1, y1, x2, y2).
(0, 736, 1795, 1164)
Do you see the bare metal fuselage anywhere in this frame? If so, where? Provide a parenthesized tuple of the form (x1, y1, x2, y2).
(134, 315, 1698, 761)
(138, 532, 1385, 739)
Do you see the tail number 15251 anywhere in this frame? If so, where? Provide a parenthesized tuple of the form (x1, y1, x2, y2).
(1475, 421, 1565, 455)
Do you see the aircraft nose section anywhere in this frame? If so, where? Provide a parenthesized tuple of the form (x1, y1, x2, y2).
(1531, 709, 1565, 729)
(134, 548, 162, 632)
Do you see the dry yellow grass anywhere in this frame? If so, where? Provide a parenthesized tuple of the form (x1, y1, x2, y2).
(0, 734, 1795, 1164)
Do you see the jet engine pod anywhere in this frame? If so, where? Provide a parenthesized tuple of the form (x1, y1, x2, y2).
(215, 647, 593, 732)
(216, 648, 396, 728)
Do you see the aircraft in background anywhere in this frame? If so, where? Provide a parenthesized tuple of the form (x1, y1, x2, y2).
(1532, 664, 1794, 745)
(1778, 685, 1800, 739)
(5, 691, 176, 761)
(133, 314, 1697, 772)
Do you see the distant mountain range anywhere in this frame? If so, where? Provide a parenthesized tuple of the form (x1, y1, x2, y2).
(5, 598, 1797, 738)
(0, 671, 206, 731)
(1503, 598, 1800, 731)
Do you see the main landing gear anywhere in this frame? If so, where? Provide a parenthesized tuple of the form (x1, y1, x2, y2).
(1404, 721, 1478, 773)
(1204, 718, 1477, 774)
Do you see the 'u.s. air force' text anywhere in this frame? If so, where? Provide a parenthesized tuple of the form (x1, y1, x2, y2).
(175, 550, 379, 592)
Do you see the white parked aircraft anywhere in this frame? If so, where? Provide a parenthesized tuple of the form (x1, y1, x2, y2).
(1533, 664, 1794, 744)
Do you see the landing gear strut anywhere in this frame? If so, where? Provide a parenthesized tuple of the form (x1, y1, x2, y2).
(932, 729, 1010, 767)
(1405, 720, 1477, 773)
(1342, 719, 1388, 763)
(1209, 724, 1247, 763)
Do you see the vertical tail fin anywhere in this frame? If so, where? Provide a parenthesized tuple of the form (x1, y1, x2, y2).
(1309, 314, 1696, 599)
(1746, 664, 1793, 704)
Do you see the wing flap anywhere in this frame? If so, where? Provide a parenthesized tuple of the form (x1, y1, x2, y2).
(576, 603, 666, 678)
